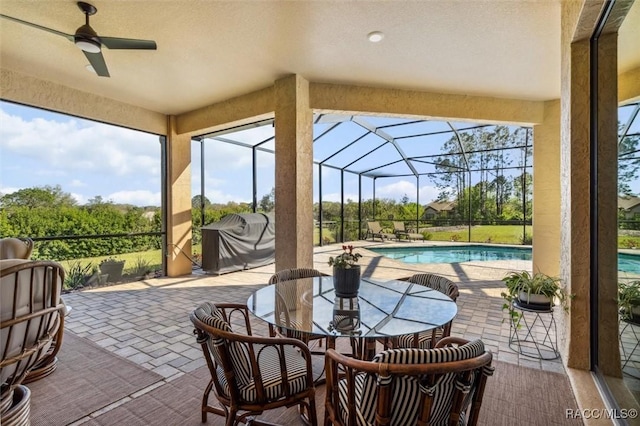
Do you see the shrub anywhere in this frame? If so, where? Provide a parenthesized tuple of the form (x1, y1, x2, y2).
(129, 256, 152, 277)
(64, 261, 93, 290)
(520, 232, 533, 245)
(620, 238, 638, 249)
(421, 231, 433, 241)
(450, 234, 461, 242)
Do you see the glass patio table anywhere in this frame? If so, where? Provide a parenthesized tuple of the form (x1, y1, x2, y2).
(247, 276, 458, 359)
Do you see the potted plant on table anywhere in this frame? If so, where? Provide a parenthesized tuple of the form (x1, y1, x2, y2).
(328, 245, 363, 297)
(619, 281, 640, 324)
(501, 270, 572, 322)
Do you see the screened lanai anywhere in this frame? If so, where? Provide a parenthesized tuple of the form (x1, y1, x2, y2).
(193, 114, 537, 245)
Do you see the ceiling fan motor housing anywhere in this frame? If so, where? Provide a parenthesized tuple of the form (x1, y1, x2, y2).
(74, 23, 101, 52)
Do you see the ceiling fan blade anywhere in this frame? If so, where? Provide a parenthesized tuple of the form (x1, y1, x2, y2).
(100, 37, 156, 50)
(83, 51, 110, 77)
(0, 14, 74, 42)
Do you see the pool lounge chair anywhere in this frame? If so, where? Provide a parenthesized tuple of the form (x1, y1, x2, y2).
(365, 221, 394, 241)
(393, 221, 424, 241)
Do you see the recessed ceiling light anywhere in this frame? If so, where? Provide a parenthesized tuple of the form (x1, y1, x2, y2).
(85, 64, 96, 73)
(367, 31, 384, 43)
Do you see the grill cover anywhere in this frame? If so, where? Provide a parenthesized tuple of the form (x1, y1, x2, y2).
(201, 213, 275, 274)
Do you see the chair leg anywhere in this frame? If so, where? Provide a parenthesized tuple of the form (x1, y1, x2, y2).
(308, 396, 318, 426)
(202, 380, 214, 422)
(226, 407, 237, 426)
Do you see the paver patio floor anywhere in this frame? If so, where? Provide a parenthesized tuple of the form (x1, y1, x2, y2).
(60, 240, 570, 423)
(64, 241, 564, 378)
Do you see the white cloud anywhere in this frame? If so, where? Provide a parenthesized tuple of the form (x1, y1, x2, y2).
(0, 109, 159, 178)
(70, 192, 87, 205)
(205, 189, 251, 204)
(376, 180, 418, 200)
(358, 180, 441, 203)
(317, 185, 439, 204)
(419, 185, 440, 203)
(0, 185, 20, 196)
(106, 190, 161, 206)
(1, 106, 163, 206)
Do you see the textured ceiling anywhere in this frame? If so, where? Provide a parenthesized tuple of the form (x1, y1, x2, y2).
(0, 1, 636, 117)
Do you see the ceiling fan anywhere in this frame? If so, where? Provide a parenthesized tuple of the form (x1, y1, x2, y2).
(0, 1, 157, 77)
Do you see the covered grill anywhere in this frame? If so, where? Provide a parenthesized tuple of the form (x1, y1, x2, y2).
(201, 213, 275, 274)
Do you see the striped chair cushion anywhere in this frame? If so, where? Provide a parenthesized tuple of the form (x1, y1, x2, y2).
(408, 274, 459, 300)
(395, 327, 445, 349)
(341, 339, 486, 425)
(194, 302, 252, 384)
(215, 344, 309, 403)
(338, 373, 369, 426)
(269, 268, 324, 283)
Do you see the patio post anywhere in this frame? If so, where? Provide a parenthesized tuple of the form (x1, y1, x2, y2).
(340, 169, 345, 243)
(319, 164, 323, 246)
(166, 116, 193, 277)
(274, 75, 314, 270)
(358, 174, 362, 240)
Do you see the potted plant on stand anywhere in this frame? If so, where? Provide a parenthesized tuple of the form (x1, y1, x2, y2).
(328, 245, 363, 297)
(501, 270, 572, 321)
(619, 281, 640, 324)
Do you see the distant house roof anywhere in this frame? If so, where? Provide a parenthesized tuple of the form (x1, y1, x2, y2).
(619, 196, 640, 211)
(425, 201, 457, 212)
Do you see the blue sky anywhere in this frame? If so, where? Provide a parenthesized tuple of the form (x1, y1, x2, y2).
(4, 100, 635, 207)
(0, 101, 439, 207)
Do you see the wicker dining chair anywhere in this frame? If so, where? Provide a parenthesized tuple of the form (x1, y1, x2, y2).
(1, 259, 66, 426)
(268, 268, 328, 350)
(190, 302, 318, 426)
(393, 273, 460, 349)
(324, 337, 494, 426)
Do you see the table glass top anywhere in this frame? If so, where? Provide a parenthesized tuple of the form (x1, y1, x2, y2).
(247, 276, 457, 338)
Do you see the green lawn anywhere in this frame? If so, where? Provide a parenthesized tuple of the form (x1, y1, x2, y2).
(59, 249, 164, 277)
(423, 225, 533, 244)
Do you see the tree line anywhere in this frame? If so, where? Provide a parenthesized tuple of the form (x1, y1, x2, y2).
(1, 186, 162, 260)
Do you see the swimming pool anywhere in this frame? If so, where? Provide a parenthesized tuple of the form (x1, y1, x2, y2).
(368, 245, 640, 273)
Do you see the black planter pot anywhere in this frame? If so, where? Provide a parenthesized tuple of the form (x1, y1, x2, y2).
(333, 265, 361, 297)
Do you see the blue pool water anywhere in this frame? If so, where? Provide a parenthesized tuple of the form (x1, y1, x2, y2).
(368, 245, 640, 273)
